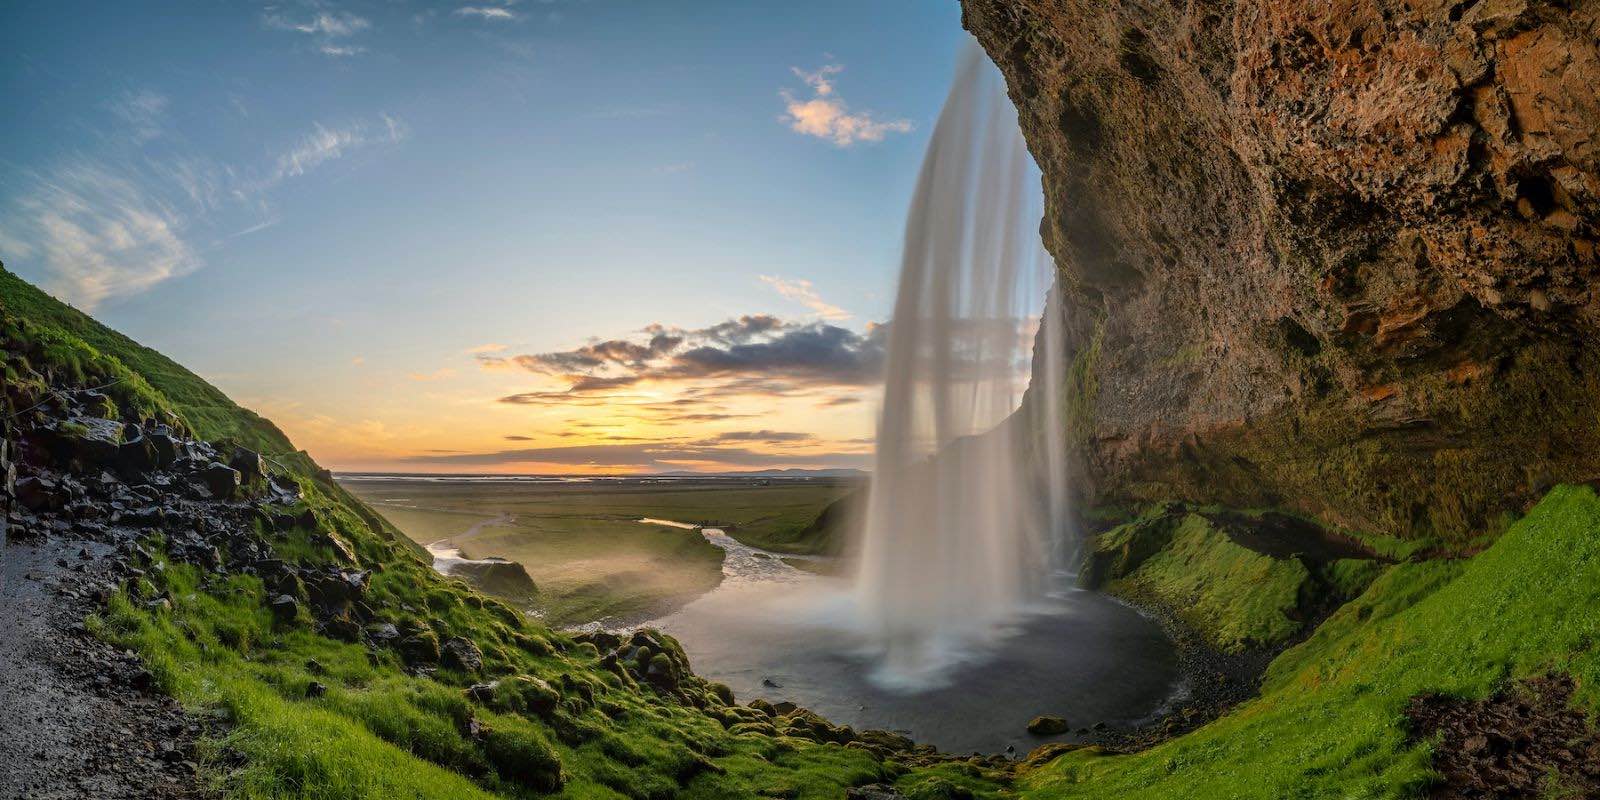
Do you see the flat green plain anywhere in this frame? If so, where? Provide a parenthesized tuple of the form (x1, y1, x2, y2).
(339, 477, 854, 626)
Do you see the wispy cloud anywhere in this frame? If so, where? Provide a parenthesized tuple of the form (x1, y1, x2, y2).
(106, 89, 169, 144)
(270, 116, 408, 184)
(0, 161, 198, 310)
(780, 62, 912, 146)
(401, 441, 868, 471)
(455, 6, 520, 21)
(263, 9, 372, 56)
(2, 95, 407, 310)
(761, 274, 850, 320)
(319, 44, 367, 57)
(467, 343, 509, 354)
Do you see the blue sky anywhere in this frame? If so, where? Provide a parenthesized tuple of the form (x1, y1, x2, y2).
(1, 0, 970, 472)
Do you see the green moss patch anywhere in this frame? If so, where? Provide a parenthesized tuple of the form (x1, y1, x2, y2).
(1105, 514, 1308, 653)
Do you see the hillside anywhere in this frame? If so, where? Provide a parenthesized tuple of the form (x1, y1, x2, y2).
(0, 263, 1001, 800)
(8, 243, 1600, 796)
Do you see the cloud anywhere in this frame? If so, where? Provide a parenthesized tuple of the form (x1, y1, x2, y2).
(0, 160, 199, 310)
(263, 10, 371, 55)
(468, 343, 509, 354)
(484, 315, 886, 404)
(780, 62, 912, 146)
(272, 117, 406, 182)
(761, 274, 850, 320)
(265, 11, 371, 37)
(400, 442, 868, 471)
(455, 6, 520, 21)
(2, 90, 406, 310)
(709, 430, 815, 444)
(319, 44, 367, 57)
(107, 89, 169, 144)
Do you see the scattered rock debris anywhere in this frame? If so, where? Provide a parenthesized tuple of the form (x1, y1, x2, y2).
(1406, 674, 1600, 799)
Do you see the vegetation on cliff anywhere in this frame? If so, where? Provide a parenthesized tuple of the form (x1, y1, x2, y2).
(1032, 485, 1600, 798)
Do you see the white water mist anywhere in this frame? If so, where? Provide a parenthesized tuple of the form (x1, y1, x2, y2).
(853, 39, 1068, 688)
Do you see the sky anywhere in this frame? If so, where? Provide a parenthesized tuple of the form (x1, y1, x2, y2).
(0, 0, 970, 474)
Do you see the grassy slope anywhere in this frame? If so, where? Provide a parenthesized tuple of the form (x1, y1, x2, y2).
(0, 268, 296, 458)
(1026, 484, 1600, 798)
(3, 265, 963, 799)
(1106, 514, 1308, 653)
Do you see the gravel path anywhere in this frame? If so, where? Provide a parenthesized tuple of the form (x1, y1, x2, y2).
(0, 532, 212, 800)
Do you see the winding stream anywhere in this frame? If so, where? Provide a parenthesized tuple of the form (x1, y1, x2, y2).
(638, 521, 1182, 755)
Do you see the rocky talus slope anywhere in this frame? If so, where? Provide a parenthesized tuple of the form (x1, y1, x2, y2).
(966, 0, 1600, 543)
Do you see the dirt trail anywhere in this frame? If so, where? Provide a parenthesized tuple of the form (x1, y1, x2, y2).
(0, 533, 212, 799)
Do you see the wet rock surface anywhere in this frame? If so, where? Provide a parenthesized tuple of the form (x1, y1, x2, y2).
(963, 0, 1600, 542)
(0, 532, 214, 799)
(0, 373, 387, 797)
(1406, 674, 1600, 799)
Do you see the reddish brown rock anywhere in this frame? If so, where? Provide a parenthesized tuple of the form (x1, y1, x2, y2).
(965, 0, 1600, 540)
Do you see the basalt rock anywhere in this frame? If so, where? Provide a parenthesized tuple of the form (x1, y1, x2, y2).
(229, 447, 266, 483)
(440, 636, 484, 674)
(963, 0, 1600, 541)
(200, 462, 240, 499)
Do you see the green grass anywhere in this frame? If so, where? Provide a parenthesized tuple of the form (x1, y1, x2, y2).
(1, 266, 303, 463)
(1021, 484, 1600, 798)
(1104, 513, 1309, 653)
(92, 545, 902, 799)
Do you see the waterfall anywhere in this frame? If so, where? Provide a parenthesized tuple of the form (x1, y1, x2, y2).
(853, 38, 1068, 688)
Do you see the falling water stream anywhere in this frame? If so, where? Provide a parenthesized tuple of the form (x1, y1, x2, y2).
(853, 36, 1070, 689)
(646, 38, 1179, 753)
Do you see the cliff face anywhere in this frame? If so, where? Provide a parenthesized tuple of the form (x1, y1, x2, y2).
(965, 0, 1600, 540)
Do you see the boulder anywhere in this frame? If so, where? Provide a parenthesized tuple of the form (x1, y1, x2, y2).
(466, 681, 499, 704)
(116, 433, 158, 474)
(39, 417, 123, 469)
(303, 568, 370, 610)
(398, 630, 441, 665)
(364, 622, 400, 644)
(441, 636, 484, 673)
(269, 594, 300, 622)
(230, 447, 266, 483)
(201, 462, 241, 498)
(319, 615, 362, 642)
(1027, 715, 1070, 736)
(147, 431, 180, 468)
(15, 475, 65, 512)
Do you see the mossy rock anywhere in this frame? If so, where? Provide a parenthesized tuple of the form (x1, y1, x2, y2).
(398, 630, 441, 665)
(483, 723, 564, 792)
